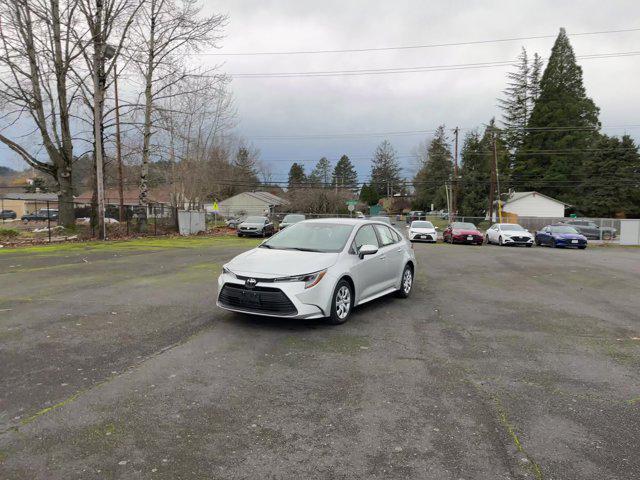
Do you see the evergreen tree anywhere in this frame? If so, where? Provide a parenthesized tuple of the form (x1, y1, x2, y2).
(580, 135, 640, 217)
(308, 157, 332, 187)
(514, 28, 600, 205)
(370, 140, 402, 196)
(458, 122, 509, 216)
(498, 47, 543, 154)
(413, 126, 452, 210)
(332, 154, 358, 189)
(359, 183, 380, 206)
(287, 162, 306, 190)
(234, 146, 260, 190)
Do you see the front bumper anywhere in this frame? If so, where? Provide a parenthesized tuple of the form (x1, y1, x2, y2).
(217, 273, 333, 319)
(501, 236, 534, 245)
(452, 234, 483, 244)
(237, 228, 263, 236)
(555, 238, 588, 247)
(409, 231, 436, 242)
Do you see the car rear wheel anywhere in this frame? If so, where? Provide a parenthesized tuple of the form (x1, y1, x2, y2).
(327, 280, 353, 325)
(579, 246, 587, 249)
(499, 236, 503, 246)
(396, 264, 413, 298)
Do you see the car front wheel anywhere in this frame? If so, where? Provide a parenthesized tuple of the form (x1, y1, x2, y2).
(327, 279, 353, 325)
(396, 264, 413, 298)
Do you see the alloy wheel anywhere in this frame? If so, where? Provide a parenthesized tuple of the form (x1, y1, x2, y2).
(402, 268, 413, 294)
(335, 285, 351, 319)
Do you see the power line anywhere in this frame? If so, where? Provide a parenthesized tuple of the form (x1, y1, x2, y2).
(199, 28, 640, 56)
(228, 51, 640, 78)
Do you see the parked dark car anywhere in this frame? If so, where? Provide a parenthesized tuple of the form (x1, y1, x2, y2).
(443, 222, 483, 245)
(21, 209, 59, 222)
(279, 213, 305, 230)
(225, 217, 244, 229)
(237, 216, 275, 237)
(535, 224, 587, 249)
(0, 209, 17, 220)
(406, 210, 425, 223)
(563, 219, 616, 240)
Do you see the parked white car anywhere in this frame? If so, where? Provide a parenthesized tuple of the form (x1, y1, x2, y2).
(485, 223, 534, 247)
(217, 219, 416, 324)
(407, 220, 438, 243)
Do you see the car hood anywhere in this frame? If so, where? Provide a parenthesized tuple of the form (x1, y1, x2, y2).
(411, 227, 436, 234)
(227, 248, 339, 276)
(239, 222, 263, 228)
(453, 229, 481, 235)
(503, 231, 532, 237)
(553, 233, 585, 240)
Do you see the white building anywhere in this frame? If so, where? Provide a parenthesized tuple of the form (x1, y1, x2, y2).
(498, 191, 569, 219)
(218, 191, 288, 218)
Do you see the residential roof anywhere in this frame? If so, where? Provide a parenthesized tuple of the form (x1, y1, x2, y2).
(76, 186, 172, 205)
(0, 192, 58, 201)
(221, 191, 288, 206)
(503, 191, 571, 207)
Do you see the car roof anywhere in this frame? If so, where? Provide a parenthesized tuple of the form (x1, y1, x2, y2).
(303, 218, 391, 227)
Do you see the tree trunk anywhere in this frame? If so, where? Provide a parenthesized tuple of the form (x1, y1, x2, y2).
(57, 163, 75, 228)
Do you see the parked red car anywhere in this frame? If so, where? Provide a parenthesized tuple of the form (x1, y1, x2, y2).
(443, 222, 484, 245)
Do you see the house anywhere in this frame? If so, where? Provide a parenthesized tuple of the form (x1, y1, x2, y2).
(0, 192, 59, 217)
(497, 191, 569, 219)
(218, 191, 288, 218)
(75, 187, 173, 217)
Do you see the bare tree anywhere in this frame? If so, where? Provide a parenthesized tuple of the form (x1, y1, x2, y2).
(0, 0, 86, 227)
(76, 0, 143, 237)
(131, 0, 227, 206)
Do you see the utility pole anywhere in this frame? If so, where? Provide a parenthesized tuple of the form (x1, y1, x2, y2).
(113, 60, 125, 222)
(452, 126, 459, 221)
(493, 129, 503, 223)
(488, 131, 497, 222)
(444, 182, 451, 217)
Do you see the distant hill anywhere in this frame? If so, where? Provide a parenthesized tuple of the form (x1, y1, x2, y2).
(0, 165, 17, 177)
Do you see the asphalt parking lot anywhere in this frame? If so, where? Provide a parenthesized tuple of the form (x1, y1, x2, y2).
(1, 238, 639, 479)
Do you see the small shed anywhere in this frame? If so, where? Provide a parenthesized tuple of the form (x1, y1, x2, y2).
(218, 191, 288, 218)
(498, 191, 569, 219)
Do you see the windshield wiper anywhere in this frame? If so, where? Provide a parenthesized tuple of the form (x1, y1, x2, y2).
(259, 244, 273, 249)
(287, 247, 323, 252)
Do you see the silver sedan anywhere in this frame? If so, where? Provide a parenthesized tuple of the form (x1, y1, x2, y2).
(217, 219, 416, 324)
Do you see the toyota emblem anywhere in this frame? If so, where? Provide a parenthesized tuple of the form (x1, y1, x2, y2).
(245, 278, 257, 289)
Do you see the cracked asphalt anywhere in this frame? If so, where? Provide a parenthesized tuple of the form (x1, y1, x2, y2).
(1, 238, 639, 479)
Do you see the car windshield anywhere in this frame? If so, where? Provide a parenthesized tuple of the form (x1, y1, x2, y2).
(282, 214, 305, 223)
(452, 222, 476, 229)
(550, 226, 579, 234)
(500, 224, 525, 231)
(260, 222, 354, 252)
(244, 216, 265, 223)
(412, 221, 434, 228)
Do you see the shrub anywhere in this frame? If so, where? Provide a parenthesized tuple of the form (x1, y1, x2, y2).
(0, 227, 20, 239)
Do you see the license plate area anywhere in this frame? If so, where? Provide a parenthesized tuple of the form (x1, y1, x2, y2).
(467, 235, 473, 241)
(571, 239, 578, 244)
(242, 290, 261, 306)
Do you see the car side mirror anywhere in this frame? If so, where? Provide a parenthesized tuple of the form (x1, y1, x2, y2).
(358, 244, 378, 259)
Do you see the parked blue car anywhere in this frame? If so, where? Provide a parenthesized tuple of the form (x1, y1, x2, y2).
(535, 224, 588, 249)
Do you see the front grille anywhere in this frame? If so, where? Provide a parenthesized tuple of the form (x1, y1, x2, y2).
(510, 236, 529, 242)
(235, 274, 275, 283)
(219, 284, 297, 315)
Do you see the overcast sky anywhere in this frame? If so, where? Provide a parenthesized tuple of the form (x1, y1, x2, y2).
(2, 0, 639, 182)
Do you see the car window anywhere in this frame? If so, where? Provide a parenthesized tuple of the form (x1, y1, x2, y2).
(374, 225, 396, 246)
(390, 228, 402, 243)
(353, 225, 379, 251)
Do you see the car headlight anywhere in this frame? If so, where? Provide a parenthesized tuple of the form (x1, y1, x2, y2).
(274, 269, 327, 289)
(222, 265, 236, 278)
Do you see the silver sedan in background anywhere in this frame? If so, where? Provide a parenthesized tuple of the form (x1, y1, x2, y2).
(217, 219, 416, 324)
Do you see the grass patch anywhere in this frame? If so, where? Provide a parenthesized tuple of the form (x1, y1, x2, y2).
(0, 227, 20, 239)
(0, 234, 260, 255)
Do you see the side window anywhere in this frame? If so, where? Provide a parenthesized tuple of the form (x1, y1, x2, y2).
(390, 228, 401, 243)
(353, 225, 379, 252)
(374, 225, 395, 246)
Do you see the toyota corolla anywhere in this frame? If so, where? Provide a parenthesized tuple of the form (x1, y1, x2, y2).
(217, 219, 416, 324)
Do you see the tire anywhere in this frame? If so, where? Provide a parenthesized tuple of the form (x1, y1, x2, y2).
(396, 264, 414, 298)
(579, 246, 587, 250)
(526, 244, 532, 248)
(552, 239, 557, 248)
(485, 236, 490, 245)
(499, 236, 503, 246)
(327, 279, 353, 325)
(237, 233, 243, 237)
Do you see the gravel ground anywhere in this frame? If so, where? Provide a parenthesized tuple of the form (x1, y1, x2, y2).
(1, 238, 639, 479)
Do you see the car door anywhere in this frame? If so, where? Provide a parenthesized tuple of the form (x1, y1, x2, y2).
(350, 224, 388, 301)
(540, 227, 552, 245)
(374, 224, 403, 288)
(488, 225, 498, 243)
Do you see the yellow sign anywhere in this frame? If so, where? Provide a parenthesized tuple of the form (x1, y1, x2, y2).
(212, 201, 219, 213)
